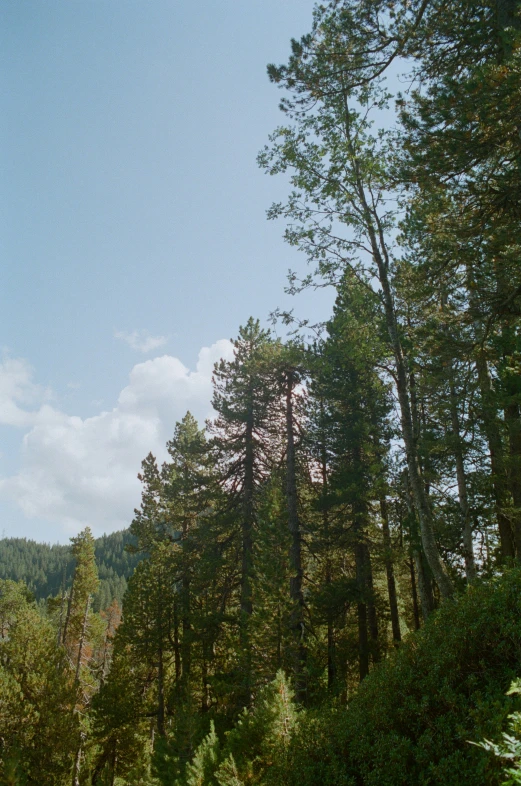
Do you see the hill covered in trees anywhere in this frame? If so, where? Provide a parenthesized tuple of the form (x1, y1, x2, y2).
(1, 1, 521, 784)
(0, 529, 141, 610)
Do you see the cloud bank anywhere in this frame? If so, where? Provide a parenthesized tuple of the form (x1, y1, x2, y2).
(0, 340, 233, 538)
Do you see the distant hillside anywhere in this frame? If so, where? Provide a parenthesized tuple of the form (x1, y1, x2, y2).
(0, 529, 143, 611)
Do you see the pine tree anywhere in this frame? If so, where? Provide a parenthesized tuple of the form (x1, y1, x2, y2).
(260, 9, 455, 597)
(0, 580, 79, 785)
(210, 318, 280, 707)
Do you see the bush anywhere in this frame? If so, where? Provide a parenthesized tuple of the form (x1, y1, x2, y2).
(279, 569, 521, 786)
(477, 678, 521, 785)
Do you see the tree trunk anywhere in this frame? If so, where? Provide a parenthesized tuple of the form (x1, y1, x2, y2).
(62, 576, 75, 646)
(71, 741, 82, 786)
(74, 595, 90, 684)
(475, 350, 516, 559)
(448, 372, 477, 581)
(362, 544, 380, 662)
(110, 740, 117, 786)
(404, 475, 435, 620)
(57, 568, 67, 647)
(181, 518, 192, 693)
(285, 373, 307, 704)
(318, 413, 336, 690)
(157, 645, 166, 737)
(502, 321, 521, 557)
(173, 596, 181, 698)
(355, 536, 370, 681)
(408, 558, 421, 630)
(353, 493, 371, 681)
(344, 104, 454, 598)
(240, 401, 255, 707)
(413, 548, 435, 621)
(380, 498, 401, 643)
(505, 399, 521, 556)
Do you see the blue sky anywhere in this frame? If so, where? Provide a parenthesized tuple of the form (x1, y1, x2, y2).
(1, 1, 334, 542)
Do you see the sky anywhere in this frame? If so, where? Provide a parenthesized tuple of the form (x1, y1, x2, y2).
(1, 0, 335, 543)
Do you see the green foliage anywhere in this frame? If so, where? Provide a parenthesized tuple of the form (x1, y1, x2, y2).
(278, 569, 521, 786)
(185, 722, 221, 786)
(0, 529, 141, 611)
(220, 671, 297, 783)
(0, 580, 78, 785)
(175, 672, 298, 786)
(478, 679, 521, 785)
(3, 6, 521, 785)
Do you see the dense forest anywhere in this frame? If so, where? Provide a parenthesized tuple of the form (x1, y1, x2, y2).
(0, 531, 141, 611)
(1, 1, 521, 784)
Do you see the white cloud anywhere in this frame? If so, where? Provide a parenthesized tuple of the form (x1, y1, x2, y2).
(0, 340, 234, 539)
(0, 356, 51, 428)
(114, 329, 168, 353)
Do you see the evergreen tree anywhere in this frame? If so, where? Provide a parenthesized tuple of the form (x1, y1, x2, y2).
(210, 318, 279, 706)
(259, 8, 455, 597)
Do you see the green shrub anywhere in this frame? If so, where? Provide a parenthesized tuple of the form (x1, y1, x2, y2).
(279, 569, 521, 786)
(477, 678, 521, 785)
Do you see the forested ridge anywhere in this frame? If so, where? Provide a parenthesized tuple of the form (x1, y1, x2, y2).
(2, 1, 521, 784)
(0, 530, 141, 611)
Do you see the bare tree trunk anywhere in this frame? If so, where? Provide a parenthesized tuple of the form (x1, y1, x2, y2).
(475, 351, 516, 559)
(173, 595, 181, 698)
(342, 96, 454, 597)
(201, 592, 209, 714)
(506, 400, 521, 557)
(404, 476, 435, 620)
(362, 544, 380, 663)
(181, 518, 192, 693)
(413, 548, 435, 621)
(318, 410, 336, 690)
(448, 373, 477, 581)
(380, 498, 401, 643)
(324, 511, 336, 690)
(285, 373, 307, 704)
(240, 401, 255, 708)
(157, 644, 166, 737)
(355, 539, 370, 681)
(408, 558, 421, 630)
(71, 741, 82, 786)
(353, 496, 370, 681)
(503, 333, 521, 557)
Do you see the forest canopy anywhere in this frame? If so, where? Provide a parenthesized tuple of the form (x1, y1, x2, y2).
(1, 1, 521, 784)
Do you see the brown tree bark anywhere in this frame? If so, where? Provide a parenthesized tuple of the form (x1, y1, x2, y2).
(362, 544, 380, 663)
(448, 372, 477, 581)
(342, 92, 454, 598)
(413, 548, 435, 621)
(355, 537, 370, 681)
(285, 372, 307, 704)
(380, 498, 401, 643)
(239, 399, 254, 707)
(476, 350, 516, 559)
(505, 399, 521, 556)
(318, 419, 336, 690)
(408, 558, 421, 631)
(157, 645, 166, 737)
